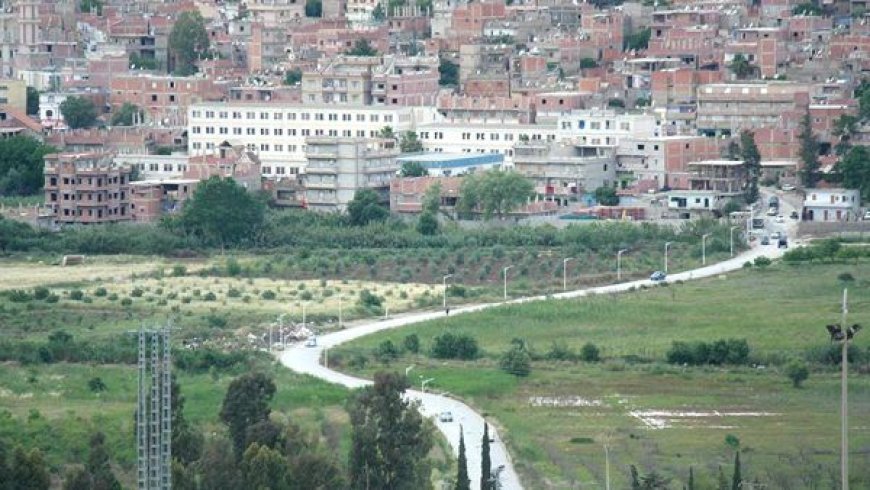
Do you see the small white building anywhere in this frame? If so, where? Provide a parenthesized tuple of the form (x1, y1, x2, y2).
(803, 188, 861, 222)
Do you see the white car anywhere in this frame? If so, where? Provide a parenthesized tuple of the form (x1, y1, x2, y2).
(305, 337, 317, 348)
(781, 184, 796, 191)
(438, 411, 453, 422)
(766, 208, 778, 216)
(775, 215, 785, 223)
(770, 231, 782, 240)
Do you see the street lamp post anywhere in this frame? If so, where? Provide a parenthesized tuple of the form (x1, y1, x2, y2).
(617, 249, 628, 281)
(562, 258, 574, 291)
(338, 295, 342, 329)
(421, 377, 434, 393)
(838, 289, 854, 490)
(502, 266, 513, 301)
(730, 226, 739, 257)
(278, 313, 287, 349)
(702, 233, 712, 266)
(442, 274, 453, 311)
(664, 242, 672, 275)
(302, 303, 307, 329)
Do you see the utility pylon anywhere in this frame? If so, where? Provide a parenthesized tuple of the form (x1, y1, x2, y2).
(136, 324, 172, 490)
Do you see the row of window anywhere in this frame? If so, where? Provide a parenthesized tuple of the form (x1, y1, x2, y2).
(48, 176, 127, 186)
(136, 163, 189, 172)
(191, 110, 395, 123)
(560, 120, 632, 131)
(49, 191, 126, 202)
(192, 127, 386, 138)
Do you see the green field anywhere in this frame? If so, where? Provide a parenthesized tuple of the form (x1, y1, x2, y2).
(332, 262, 870, 489)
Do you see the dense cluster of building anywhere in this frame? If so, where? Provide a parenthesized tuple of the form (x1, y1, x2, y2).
(0, 0, 866, 226)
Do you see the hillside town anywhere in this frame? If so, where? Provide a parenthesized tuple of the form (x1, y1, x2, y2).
(0, 0, 866, 227)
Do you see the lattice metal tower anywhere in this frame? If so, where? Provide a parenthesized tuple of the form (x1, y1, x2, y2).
(137, 325, 172, 490)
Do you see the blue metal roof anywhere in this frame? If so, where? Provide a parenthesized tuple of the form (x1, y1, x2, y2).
(396, 153, 504, 169)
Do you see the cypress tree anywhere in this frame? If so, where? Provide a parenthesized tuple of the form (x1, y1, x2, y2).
(717, 465, 729, 490)
(731, 452, 742, 490)
(688, 466, 695, 490)
(455, 428, 470, 490)
(480, 423, 491, 490)
(630, 465, 641, 490)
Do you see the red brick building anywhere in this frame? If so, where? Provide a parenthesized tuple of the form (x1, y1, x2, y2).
(44, 153, 132, 225)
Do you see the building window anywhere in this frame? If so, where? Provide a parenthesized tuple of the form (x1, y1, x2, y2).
(274, 113, 283, 120)
(328, 113, 337, 121)
(275, 144, 283, 152)
(260, 128, 269, 136)
(274, 128, 283, 136)
(247, 128, 256, 135)
(288, 112, 296, 120)
(315, 113, 324, 121)
(233, 128, 242, 135)
(263, 166, 272, 174)
(301, 113, 310, 120)
(260, 112, 269, 120)
(219, 127, 228, 134)
(260, 144, 269, 151)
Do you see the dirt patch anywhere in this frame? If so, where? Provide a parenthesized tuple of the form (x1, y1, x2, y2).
(629, 409, 780, 429)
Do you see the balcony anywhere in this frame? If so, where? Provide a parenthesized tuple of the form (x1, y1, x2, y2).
(305, 180, 337, 190)
(305, 165, 338, 174)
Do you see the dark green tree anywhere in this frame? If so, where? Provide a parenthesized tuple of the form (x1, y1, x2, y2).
(837, 146, 870, 201)
(372, 3, 386, 21)
(458, 170, 534, 219)
(346, 39, 378, 56)
(455, 428, 470, 490)
(832, 114, 858, 155)
(731, 451, 742, 490)
(739, 130, 761, 204)
(86, 433, 121, 490)
(439, 58, 459, 86)
(688, 466, 695, 490)
(219, 372, 277, 459)
(417, 211, 439, 235)
(594, 186, 620, 206)
(62, 467, 90, 490)
(171, 460, 197, 490)
(630, 465, 641, 490)
(348, 371, 433, 490)
(175, 176, 266, 249)
(169, 11, 209, 75)
(111, 102, 143, 126)
(624, 27, 651, 51)
(400, 131, 424, 153)
(284, 68, 303, 85)
(60, 96, 98, 129)
(10, 447, 50, 490)
(728, 54, 755, 80)
(305, 0, 323, 17)
(481, 423, 492, 490)
(499, 342, 531, 377)
(129, 52, 158, 70)
(792, 2, 822, 14)
(0, 136, 55, 195)
(347, 188, 389, 225)
(422, 182, 441, 214)
(25, 87, 39, 115)
(785, 358, 809, 388)
(288, 451, 347, 489)
(241, 443, 289, 490)
(798, 111, 820, 188)
(171, 375, 203, 465)
(579, 57, 598, 69)
(400, 160, 427, 177)
(80, 0, 103, 14)
(197, 436, 241, 490)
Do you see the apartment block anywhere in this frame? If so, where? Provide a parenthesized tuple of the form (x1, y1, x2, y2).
(303, 137, 399, 212)
(513, 140, 615, 206)
(556, 110, 659, 147)
(110, 75, 229, 125)
(390, 176, 462, 213)
(44, 152, 132, 225)
(246, 0, 305, 27)
(130, 179, 198, 223)
(617, 135, 721, 190)
(248, 22, 289, 72)
(696, 82, 810, 136)
(803, 188, 862, 221)
(416, 121, 558, 163)
(0, 79, 27, 112)
(187, 102, 436, 176)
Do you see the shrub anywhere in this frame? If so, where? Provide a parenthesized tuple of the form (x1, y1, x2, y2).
(203, 292, 217, 301)
(374, 340, 400, 364)
(666, 338, 749, 365)
(261, 290, 277, 300)
(227, 288, 241, 298)
(33, 287, 50, 300)
(431, 332, 479, 360)
(500, 345, 532, 377)
(45, 294, 60, 303)
(403, 334, 420, 354)
(447, 284, 467, 298)
(753, 256, 772, 269)
(226, 258, 242, 276)
(838, 272, 855, 282)
(7, 290, 32, 302)
(357, 289, 384, 310)
(93, 287, 108, 297)
(785, 358, 809, 388)
(545, 342, 577, 361)
(206, 314, 228, 328)
(69, 290, 84, 301)
(121, 298, 133, 307)
(131, 288, 144, 297)
(172, 264, 187, 277)
(87, 377, 107, 392)
(300, 290, 313, 301)
(580, 342, 601, 362)
(348, 353, 368, 370)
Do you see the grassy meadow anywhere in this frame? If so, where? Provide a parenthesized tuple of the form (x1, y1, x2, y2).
(332, 261, 870, 489)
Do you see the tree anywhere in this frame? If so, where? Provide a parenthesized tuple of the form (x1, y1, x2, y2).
(400, 160, 427, 177)
(688, 466, 695, 490)
(717, 465, 729, 490)
(740, 130, 761, 204)
(60, 96, 98, 129)
(129, 52, 158, 70)
(403, 334, 420, 353)
(731, 452, 742, 490)
(10, 447, 50, 490)
(80, 0, 103, 15)
(169, 11, 209, 76)
(458, 170, 534, 219)
(481, 423, 492, 490)
(594, 186, 619, 206)
(832, 114, 858, 155)
(348, 371, 433, 490)
(728, 54, 754, 80)
(220, 372, 277, 459)
(305, 0, 323, 17)
(175, 176, 265, 248)
(439, 58, 459, 86)
(786, 358, 809, 388)
(171, 460, 197, 490)
(579, 57, 598, 69)
(0, 136, 55, 196)
(400, 131, 423, 153)
(630, 465, 641, 490)
(607, 98, 625, 108)
(87, 433, 121, 490)
(499, 342, 531, 377)
(110, 102, 143, 126)
(792, 2, 822, 14)
(63, 467, 91, 490)
(284, 68, 302, 85)
(241, 443, 289, 490)
(417, 211, 439, 235)
(422, 181, 441, 214)
(837, 146, 870, 201)
(624, 27, 651, 51)
(25, 87, 39, 115)
(372, 3, 386, 21)
(0, 441, 10, 490)
(288, 451, 346, 489)
(379, 126, 395, 139)
(346, 39, 378, 56)
(197, 436, 241, 490)
(455, 429, 470, 490)
(347, 189, 389, 226)
(798, 111, 820, 188)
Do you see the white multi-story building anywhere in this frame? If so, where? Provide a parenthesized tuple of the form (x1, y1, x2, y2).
(416, 121, 558, 165)
(113, 154, 189, 181)
(187, 102, 438, 176)
(556, 110, 659, 146)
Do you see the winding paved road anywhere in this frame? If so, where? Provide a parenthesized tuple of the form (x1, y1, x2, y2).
(278, 203, 801, 490)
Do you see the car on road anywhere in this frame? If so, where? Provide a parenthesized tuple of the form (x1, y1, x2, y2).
(782, 184, 796, 191)
(770, 231, 781, 240)
(438, 411, 453, 422)
(766, 208, 778, 216)
(650, 271, 667, 282)
(775, 215, 785, 223)
(790, 211, 799, 220)
(778, 236, 788, 248)
(864, 211, 870, 221)
(761, 235, 770, 245)
(305, 337, 317, 348)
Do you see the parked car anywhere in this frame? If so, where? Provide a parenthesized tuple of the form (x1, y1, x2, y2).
(778, 236, 789, 249)
(305, 336, 317, 348)
(790, 211, 799, 220)
(438, 411, 453, 423)
(770, 231, 781, 240)
(650, 271, 667, 282)
(775, 215, 785, 223)
(782, 184, 796, 191)
(766, 208, 778, 216)
(761, 235, 770, 245)
(864, 211, 870, 221)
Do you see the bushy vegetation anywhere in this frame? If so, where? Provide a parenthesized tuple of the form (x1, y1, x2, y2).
(430, 332, 479, 360)
(665, 338, 750, 366)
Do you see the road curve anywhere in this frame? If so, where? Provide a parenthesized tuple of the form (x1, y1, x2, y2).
(278, 227, 797, 490)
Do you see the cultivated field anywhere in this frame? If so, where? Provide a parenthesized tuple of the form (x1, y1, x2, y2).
(332, 261, 870, 489)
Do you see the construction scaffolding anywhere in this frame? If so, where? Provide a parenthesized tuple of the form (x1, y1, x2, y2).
(137, 325, 172, 490)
